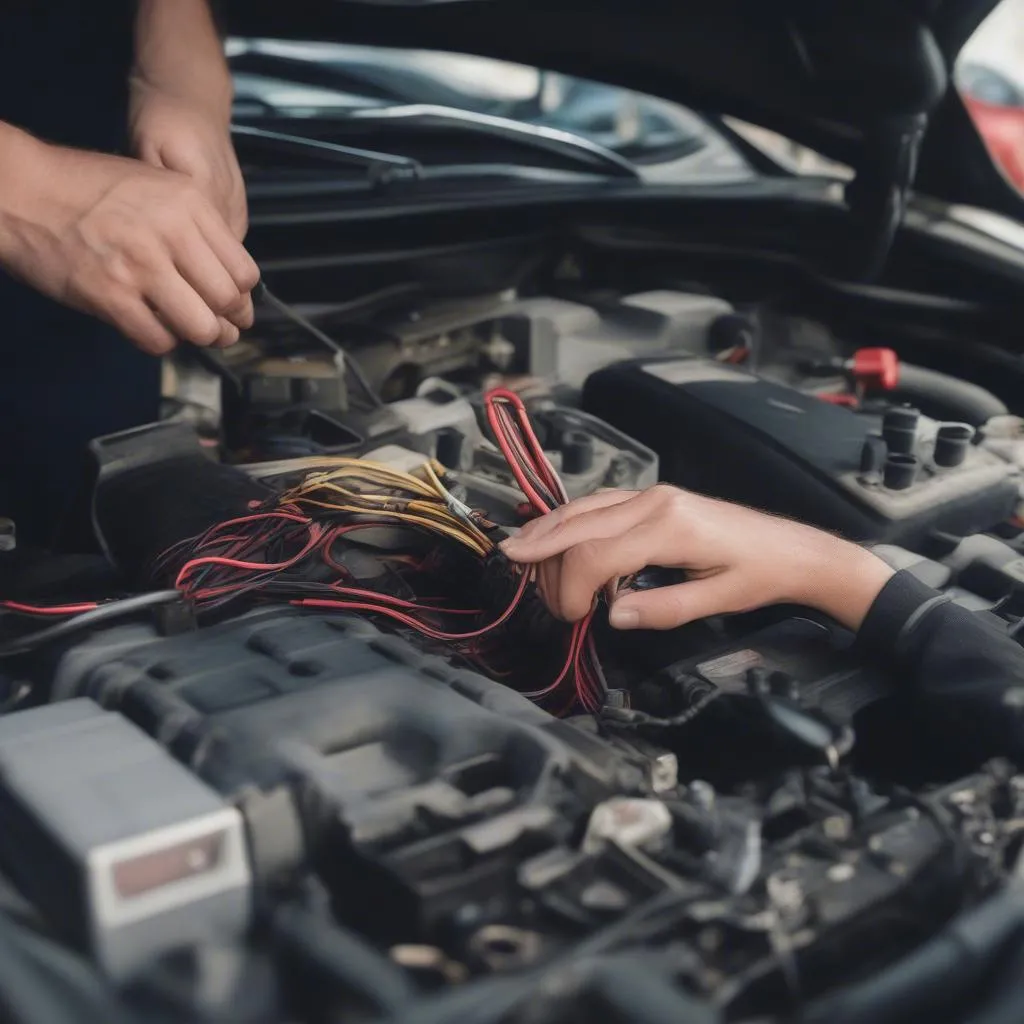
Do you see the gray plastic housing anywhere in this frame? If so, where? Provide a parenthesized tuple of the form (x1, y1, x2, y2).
(49, 609, 632, 871)
(0, 699, 251, 979)
(504, 291, 734, 388)
(384, 393, 658, 522)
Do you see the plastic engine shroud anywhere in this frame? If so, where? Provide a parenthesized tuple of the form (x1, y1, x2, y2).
(12, 605, 1020, 1023)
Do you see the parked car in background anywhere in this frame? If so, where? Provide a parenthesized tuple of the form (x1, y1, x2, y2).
(957, 61, 1024, 189)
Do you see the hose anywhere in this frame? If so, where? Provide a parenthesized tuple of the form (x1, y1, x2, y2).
(0, 590, 186, 659)
(890, 363, 1008, 426)
(800, 887, 1024, 1024)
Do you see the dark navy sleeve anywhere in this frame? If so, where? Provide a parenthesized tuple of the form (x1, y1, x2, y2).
(856, 569, 1024, 765)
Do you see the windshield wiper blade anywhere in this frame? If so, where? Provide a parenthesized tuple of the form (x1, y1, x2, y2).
(231, 123, 423, 183)
(344, 103, 642, 181)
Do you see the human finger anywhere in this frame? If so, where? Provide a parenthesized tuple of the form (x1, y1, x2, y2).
(146, 270, 221, 347)
(608, 574, 740, 630)
(502, 491, 649, 564)
(194, 203, 260, 296)
(214, 317, 241, 347)
(172, 229, 248, 326)
(101, 294, 179, 356)
(512, 489, 638, 544)
(551, 524, 671, 621)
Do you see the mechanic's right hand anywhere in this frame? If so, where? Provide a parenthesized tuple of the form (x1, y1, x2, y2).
(0, 133, 259, 355)
(501, 485, 895, 632)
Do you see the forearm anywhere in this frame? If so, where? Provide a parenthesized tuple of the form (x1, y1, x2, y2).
(132, 0, 232, 122)
(786, 532, 896, 632)
(0, 123, 56, 260)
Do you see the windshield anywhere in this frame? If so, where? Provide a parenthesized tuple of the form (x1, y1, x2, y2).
(227, 39, 754, 184)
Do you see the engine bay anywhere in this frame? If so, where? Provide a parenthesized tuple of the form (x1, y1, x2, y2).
(4, 275, 1024, 1023)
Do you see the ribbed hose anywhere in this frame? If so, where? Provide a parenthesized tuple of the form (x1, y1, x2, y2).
(891, 363, 1008, 426)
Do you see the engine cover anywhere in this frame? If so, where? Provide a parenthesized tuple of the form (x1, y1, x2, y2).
(583, 357, 1020, 544)
(8, 606, 1023, 1020)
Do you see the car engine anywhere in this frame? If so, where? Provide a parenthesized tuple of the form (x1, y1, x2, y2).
(3, 283, 1024, 1024)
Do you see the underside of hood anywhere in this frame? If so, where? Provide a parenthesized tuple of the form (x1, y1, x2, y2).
(225, 0, 996, 159)
(226, 0, 1024, 271)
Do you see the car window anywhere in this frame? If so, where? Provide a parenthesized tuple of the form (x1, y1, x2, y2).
(956, 0, 1024, 194)
(227, 39, 755, 182)
(722, 119, 853, 180)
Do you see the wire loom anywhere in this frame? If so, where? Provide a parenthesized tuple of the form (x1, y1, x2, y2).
(142, 388, 608, 715)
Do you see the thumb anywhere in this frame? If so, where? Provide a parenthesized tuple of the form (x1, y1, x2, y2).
(608, 574, 737, 630)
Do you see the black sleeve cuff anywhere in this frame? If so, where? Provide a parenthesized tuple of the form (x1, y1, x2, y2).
(855, 569, 945, 659)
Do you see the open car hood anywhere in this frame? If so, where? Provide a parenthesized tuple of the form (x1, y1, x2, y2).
(225, 0, 1024, 231)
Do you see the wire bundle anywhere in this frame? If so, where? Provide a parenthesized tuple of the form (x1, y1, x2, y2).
(147, 389, 608, 713)
(0, 391, 607, 713)
(483, 389, 607, 712)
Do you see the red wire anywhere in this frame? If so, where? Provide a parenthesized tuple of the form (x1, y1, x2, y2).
(522, 619, 586, 700)
(293, 568, 529, 642)
(325, 582, 482, 616)
(486, 389, 566, 502)
(175, 523, 324, 591)
(485, 399, 550, 514)
(482, 387, 609, 713)
(149, 390, 607, 717)
(0, 600, 100, 616)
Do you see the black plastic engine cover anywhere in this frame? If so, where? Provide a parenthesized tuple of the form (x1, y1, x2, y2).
(582, 357, 1019, 544)
(638, 617, 889, 722)
(47, 610, 642, 925)
(25, 605, 1024, 1022)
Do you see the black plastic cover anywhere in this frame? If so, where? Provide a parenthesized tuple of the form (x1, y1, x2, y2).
(582, 358, 1019, 545)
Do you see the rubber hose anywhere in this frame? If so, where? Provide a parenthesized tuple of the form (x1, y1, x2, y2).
(800, 888, 1024, 1024)
(890, 363, 1007, 426)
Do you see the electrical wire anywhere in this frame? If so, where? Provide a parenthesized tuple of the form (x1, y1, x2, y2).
(483, 389, 605, 711)
(157, 389, 609, 711)
(0, 601, 100, 617)
(0, 591, 185, 659)
(256, 281, 384, 410)
(0, 389, 607, 713)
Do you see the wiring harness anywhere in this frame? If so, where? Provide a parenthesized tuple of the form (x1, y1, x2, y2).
(0, 391, 607, 712)
(144, 388, 606, 713)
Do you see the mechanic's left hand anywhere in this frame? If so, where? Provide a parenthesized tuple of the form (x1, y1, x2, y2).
(129, 86, 248, 241)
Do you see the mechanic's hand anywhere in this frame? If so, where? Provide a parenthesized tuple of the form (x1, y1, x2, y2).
(130, 85, 248, 241)
(500, 486, 895, 632)
(0, 135, 258, 355)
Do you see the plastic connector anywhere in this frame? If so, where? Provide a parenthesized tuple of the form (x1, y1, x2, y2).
(851, 347, 899, 391)
(153, 597, 198, 637)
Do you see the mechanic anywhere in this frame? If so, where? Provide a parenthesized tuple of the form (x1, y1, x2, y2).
(502, 485, 1024, 765)
(0, 0, 258, 544)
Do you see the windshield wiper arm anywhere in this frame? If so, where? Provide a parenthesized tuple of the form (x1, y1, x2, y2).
(231, 123, 423, 184)
(344, 104, 642, 181)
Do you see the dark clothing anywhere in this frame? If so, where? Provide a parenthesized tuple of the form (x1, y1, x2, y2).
(857, 569, 1024, 768)
(0, 1, 161, 545)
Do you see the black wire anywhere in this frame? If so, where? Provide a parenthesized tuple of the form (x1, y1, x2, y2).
(0, 591, 185, 659)
(255, 281, 384, 410)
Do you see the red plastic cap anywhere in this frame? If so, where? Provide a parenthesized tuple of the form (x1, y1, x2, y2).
(852, 347, 899, 391)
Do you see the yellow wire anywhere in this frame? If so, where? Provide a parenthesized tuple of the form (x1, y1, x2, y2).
(275, 456, 493, 557)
